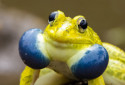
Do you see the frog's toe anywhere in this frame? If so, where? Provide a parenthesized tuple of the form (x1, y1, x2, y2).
(68, 44, 109, 80)
(19, 28, 50, 69)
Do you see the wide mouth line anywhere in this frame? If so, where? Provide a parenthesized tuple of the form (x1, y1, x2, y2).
(44, 34, 93, 43)
(44, 36, 93, 49)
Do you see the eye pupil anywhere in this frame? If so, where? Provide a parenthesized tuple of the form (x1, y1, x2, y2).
(49, 12, 57, 22)
(79, 19, 87, 30)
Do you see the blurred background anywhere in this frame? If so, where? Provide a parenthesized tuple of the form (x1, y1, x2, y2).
(0, 0, 125, 85)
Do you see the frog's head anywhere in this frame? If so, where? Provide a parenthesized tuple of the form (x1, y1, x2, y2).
(44, 10, 102, 47)
(19, 10, 109, 82)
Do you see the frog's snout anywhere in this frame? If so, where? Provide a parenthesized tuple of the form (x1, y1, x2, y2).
(68, 44, 109, 80)
(19, 28, 50, 69)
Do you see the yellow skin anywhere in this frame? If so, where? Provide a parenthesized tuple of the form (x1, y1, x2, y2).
(20, 10, 125, 85)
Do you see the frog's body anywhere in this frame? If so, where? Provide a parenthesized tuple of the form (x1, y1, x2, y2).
(103, 43, 125, 85)
(19, 10, 125, 85)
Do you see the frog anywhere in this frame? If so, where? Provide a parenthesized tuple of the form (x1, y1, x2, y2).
(19, 10, 125, 85)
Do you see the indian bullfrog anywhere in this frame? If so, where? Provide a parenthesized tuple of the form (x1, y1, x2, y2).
(19, 10, 125, 85)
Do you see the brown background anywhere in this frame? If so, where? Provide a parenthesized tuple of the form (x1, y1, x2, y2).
(0, 0, 125, 85)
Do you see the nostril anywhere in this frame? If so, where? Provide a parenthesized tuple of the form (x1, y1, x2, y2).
(69, 44, 109, 80)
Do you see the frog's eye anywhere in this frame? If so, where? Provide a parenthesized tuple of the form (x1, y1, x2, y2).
(48, 11, 58, 25)
(77, 18, 88, 32)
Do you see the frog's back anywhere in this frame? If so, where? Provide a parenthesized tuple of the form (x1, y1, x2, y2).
(102, 42, 125, 85)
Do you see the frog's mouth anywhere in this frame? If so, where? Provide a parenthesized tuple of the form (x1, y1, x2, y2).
(44, 33, 94, 49)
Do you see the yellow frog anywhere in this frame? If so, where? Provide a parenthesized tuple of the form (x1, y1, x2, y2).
(19, 10, 125, 85)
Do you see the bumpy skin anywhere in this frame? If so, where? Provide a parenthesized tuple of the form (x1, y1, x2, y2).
(103, 43, 125, 85)
(19, 10, 125, 85)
